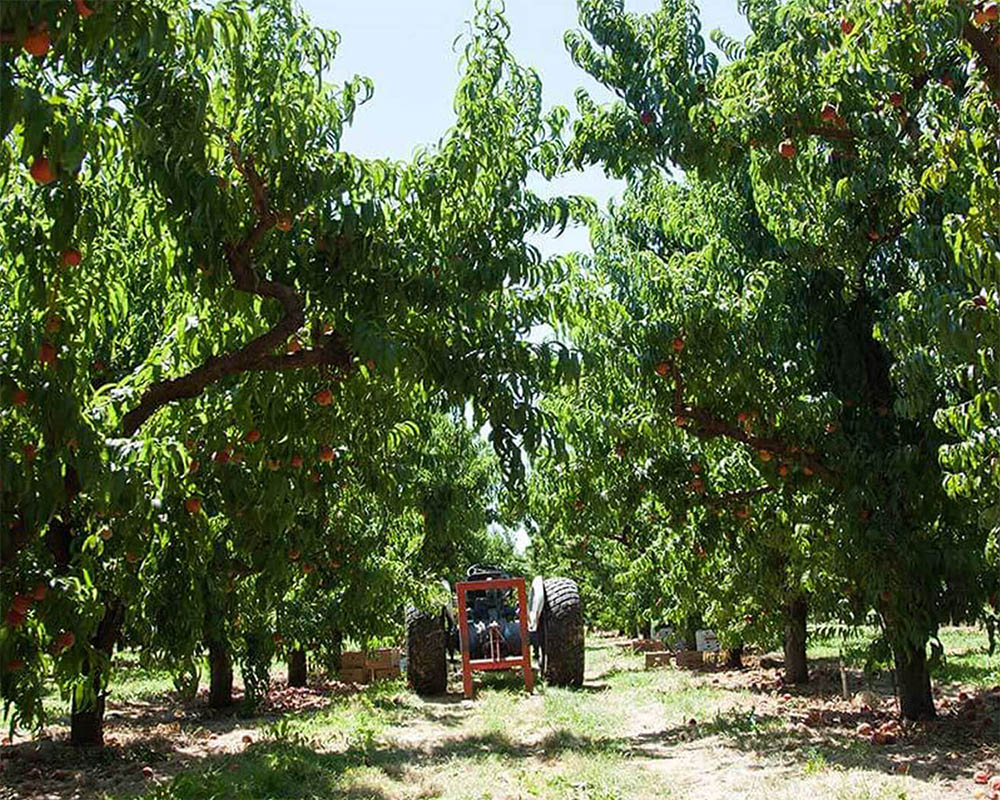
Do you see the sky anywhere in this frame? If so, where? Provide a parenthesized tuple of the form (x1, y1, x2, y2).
(300, 0, 750, 256)
(297, 1, 751, 549)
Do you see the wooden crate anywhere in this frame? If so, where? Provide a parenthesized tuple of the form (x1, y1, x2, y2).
(341, 651, 365, 669)
(369, 665, 401, 682)
(674, 650, 704, 669)
(339, 666, 368, 684)
(644, 651, 673, 669)
(616, 639, 662, 653)
(365, 648, 400, 669)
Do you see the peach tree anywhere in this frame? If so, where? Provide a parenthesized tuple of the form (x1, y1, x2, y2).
(1, 0, 581, 743)
(553, 0, 998, 718)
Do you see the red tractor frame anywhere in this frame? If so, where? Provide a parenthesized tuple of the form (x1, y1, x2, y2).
(455, 575, 534, 699)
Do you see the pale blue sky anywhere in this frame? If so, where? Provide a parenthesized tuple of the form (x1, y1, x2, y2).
(300, 1, 749, 255)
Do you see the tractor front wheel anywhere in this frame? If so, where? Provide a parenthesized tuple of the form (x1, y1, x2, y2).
(406, 607, 447, 695)
(541, 578, 584, 687)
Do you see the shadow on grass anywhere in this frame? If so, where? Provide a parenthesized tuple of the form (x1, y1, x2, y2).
(934, 658, 999, 687)
(6, 700, 997, 800)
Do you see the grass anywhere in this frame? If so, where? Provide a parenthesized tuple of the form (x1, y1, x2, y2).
(5, 627, 998, 799)
(806, 623, 998, 691)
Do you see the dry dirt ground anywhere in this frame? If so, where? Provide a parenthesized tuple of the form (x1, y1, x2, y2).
(1, 633, 997, 799)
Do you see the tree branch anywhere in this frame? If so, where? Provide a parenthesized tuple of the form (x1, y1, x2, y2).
(121, 141, 351, 435)
(964, 22, 1000, 96)
(699, 485, 778, 508)
(802, 125, 855, 143)
(666, 358, 837, 483)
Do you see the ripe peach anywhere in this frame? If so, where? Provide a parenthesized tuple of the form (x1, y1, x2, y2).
(5, 609, 26, 628)
(244, 429, 261, 443)
(23, 29, 50, 57)
(99, 527, 113, 540)
(758, 450, 772, 462)
(288, 549, 301, 561)
(778, 139, 797, 159)
(61, 249, 81, 267)
(820, 103, 838, 123)
(319, 445, 335, 462)
(315, 388, 333, 406)
(11, 595, 32, 615)
(840, 18, 854, 34)
(671, 336, 685, 353)
(12, 389, 28, 406)
(276, 213, 293, 231)
(287, 337, 302, 354)
(889, 92, 903, 108)
(38, 341, 57, 366)
(974, 3, 998, 24)
(290, 454, 304, 469)
(184, 497, 202, 514)
(74, 0, 95, 17)
(30, 156, 55, 184)
(655, 361, 669, 377)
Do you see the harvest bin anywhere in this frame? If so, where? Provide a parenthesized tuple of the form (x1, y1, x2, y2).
(339, 648, 401, 684)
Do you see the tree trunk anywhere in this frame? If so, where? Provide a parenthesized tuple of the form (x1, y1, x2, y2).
(70, 599, 123, 747)
(894, 642, 936, 720)
(287, 649, 307, 687)
(641, 619, 652, 639)
(329, 629, 343, 675)
(70, 692, 106, 746)
(208, 640, 234, 708)
(684, 615, 699, 651)
(725, 643, 744, 669)
(783, 594, 809, 684)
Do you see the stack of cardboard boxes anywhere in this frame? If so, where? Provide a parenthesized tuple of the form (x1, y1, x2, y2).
(339, 648, 401, 684)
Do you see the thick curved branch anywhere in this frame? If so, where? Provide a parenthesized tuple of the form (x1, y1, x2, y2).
(121, 141, 351, 435)
(964, 23, 1000, 96)
(666, 359, 837, 484)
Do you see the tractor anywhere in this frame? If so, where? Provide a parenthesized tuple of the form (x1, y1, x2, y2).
(405, 564, 585, 695)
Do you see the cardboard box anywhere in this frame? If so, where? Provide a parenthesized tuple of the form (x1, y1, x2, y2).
(644, 651, 673, 669)
(695, 630, 720, 652)
(341, 651, 366, 669)
(339, 666, 367, 684)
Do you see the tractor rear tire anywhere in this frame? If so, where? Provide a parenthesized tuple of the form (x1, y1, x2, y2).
(541, 577, 584, 687)
(406, 607, 447, 695)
